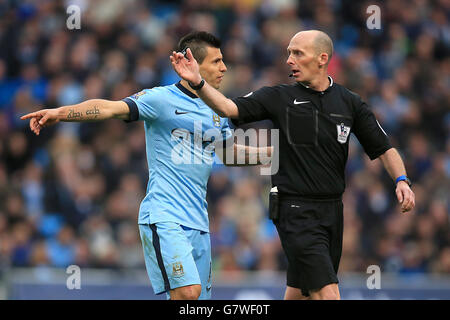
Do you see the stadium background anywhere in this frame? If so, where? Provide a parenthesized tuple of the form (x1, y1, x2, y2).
(0, 0, 449, 299)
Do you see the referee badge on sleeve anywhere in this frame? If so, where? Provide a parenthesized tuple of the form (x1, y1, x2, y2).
(337, 123, 351, 144)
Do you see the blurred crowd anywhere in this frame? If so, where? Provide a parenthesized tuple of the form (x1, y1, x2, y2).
(0, 0, 449, 283)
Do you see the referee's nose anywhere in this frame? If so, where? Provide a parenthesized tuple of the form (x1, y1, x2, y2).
(286, 54, 294, 66)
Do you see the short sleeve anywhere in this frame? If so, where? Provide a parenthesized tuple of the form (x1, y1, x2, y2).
(230, 86, 277, 126)
(122, 89, 160, 122)
(352, 95, 392, 160)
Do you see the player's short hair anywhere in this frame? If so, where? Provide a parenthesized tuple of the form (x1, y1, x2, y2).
(178, 31, 221, 64)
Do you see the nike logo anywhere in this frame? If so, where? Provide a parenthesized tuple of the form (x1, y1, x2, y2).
(175, 110, 190, 115)
(293, 99, 310, 105)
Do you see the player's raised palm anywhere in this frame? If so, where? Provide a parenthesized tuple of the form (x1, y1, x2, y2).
(170, 48, 202, 85)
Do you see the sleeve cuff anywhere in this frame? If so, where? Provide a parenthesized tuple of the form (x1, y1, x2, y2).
(368, 145, 392, 160)
(122, 98, 139, 122)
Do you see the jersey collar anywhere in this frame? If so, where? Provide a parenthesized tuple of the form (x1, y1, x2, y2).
(176, 81, 199, 99)
(297, 76, 334, 94)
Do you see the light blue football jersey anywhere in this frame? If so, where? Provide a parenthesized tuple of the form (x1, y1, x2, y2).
(123, 82, 232, 232)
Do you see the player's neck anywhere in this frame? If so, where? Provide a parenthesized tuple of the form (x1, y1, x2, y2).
(180, 80, 199, 97)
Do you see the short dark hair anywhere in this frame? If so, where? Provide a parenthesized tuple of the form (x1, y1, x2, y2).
(178, 31, 221, 64)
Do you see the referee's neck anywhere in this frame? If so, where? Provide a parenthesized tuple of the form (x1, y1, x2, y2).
(299, 73, 330, 92)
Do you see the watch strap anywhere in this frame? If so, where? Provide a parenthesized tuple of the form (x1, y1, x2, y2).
(188, 79, 205, 90)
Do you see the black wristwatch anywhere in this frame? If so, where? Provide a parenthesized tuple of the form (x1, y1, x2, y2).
(188, 79, 205, 90)
(395, 175, 412, 187)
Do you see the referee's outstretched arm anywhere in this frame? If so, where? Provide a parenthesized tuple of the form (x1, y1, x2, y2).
(379, 148, 415, 213)
(170, 48, 239, 118)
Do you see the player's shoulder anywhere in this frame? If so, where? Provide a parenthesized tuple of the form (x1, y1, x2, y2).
(131, 84, 175, 100)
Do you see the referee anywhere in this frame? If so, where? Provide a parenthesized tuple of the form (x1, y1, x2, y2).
(170, 30, 415, 300)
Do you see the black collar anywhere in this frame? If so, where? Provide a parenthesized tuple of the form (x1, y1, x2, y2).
(297, 76, 334, 95)
(176, 81, 199, 99)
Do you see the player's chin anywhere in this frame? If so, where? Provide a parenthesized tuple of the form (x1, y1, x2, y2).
(213, 80, 222, 89)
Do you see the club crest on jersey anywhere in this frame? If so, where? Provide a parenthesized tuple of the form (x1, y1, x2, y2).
(337, 123, 350, 144)
(132, 90, 145, 99)
(172, 262, 184, 277)
(212, 114, 221, 127)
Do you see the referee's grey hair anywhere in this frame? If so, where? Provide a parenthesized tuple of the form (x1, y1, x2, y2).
(313, 31, 333, 64)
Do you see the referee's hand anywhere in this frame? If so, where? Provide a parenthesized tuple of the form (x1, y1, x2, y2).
(395, 181, 415, 213)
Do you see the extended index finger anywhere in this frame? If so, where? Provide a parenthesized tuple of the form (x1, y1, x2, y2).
(20, 111, 42, 120)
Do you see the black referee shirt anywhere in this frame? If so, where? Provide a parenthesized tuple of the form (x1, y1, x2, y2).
(231, 76, 392, 199)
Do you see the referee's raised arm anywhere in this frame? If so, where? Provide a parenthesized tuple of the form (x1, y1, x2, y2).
(170, 48, 239, 118)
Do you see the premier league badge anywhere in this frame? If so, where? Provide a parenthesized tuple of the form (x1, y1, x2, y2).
(337, 122, 350, 144)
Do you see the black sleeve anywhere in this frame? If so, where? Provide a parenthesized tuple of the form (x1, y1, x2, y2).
(122, 98, 139, 122)
(230, 86, 278, 127)
(352, 96, 392, 160)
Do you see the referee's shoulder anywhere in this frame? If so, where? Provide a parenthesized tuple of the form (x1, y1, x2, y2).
(250, 83, 292, 96)
(269, 83, 297, 92)
(332, 82, 364, 109)
(333, 81, 360, 98)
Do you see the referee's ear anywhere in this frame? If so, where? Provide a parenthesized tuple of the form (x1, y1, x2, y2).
(318, 53, 329, 68)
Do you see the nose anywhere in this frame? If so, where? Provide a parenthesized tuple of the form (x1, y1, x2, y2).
(221, 61, 227, 72)
(286, 54, 294, 66)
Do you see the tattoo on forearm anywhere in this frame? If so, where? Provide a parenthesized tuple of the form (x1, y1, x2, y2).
(67, 109, 83, 119)
(66, 106, 101, 121)
(85, 106, 100, 119)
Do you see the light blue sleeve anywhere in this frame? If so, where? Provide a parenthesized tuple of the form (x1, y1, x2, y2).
(124, 88, 162, 121)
